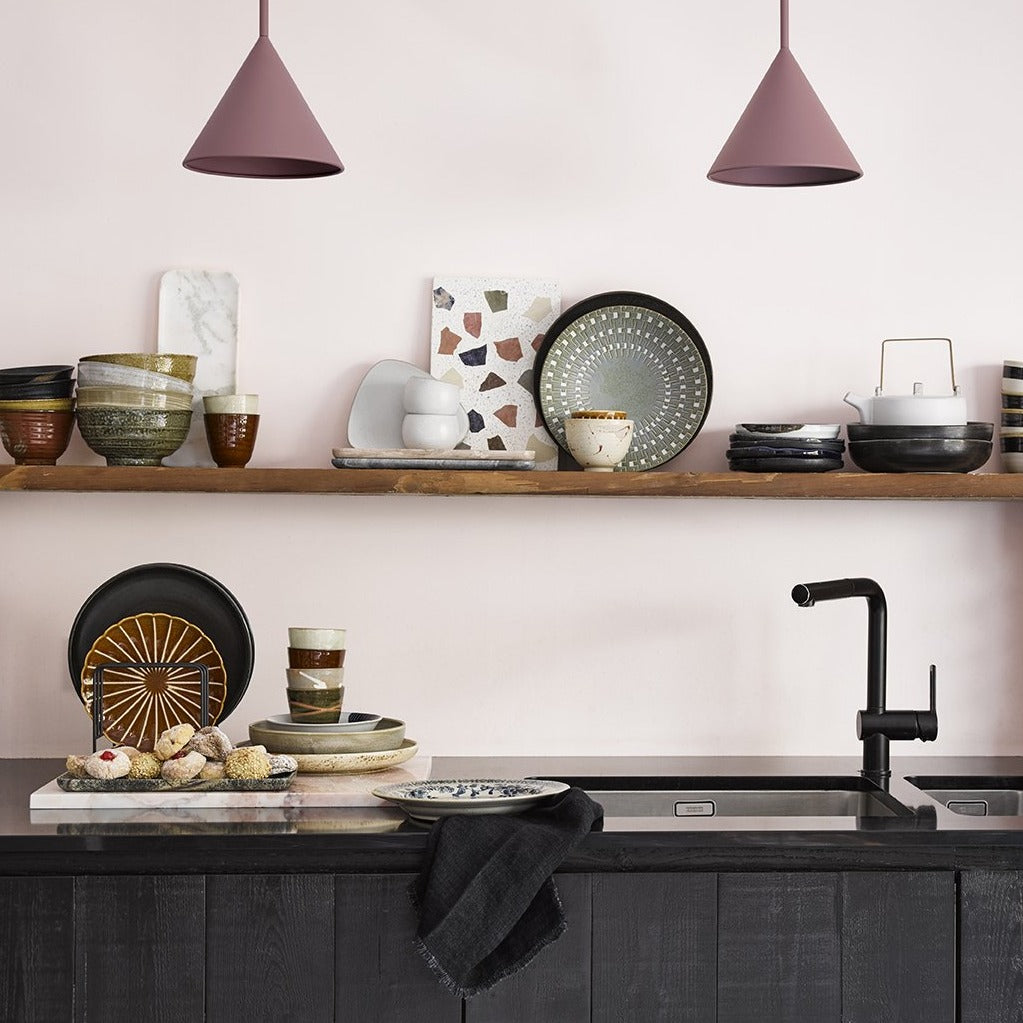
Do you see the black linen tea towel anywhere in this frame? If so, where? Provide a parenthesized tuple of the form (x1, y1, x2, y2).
(411, 786, 603, 998)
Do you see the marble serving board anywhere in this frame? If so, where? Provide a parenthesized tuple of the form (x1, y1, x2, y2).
(56, 771, 295, 793)
(30, 756, 431, 810)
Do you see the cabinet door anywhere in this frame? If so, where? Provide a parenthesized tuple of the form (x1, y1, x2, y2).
(466, 874, 592, 1023)
(334, 873, 461, 1023)
(206, 874, 334, 1023)
(960, 870, 1023, 1023)
(75, 874, 205, 1023)
(718, 872, 842, 1023)
(591, 872, 718, 1023)
(719, 871, 954, 1023)
(841, 872, 954, 1023)
(0, 876, 74, 1022)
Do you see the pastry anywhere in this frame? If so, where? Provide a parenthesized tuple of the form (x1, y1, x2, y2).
(127, 752, 162, 780)
(198, 760, 226, 781)
(224, 747, 271, 780)
(268, 754, 297, 775)
(154, 724, 195, 761)
(112, 746, 142, 761)
(184, 725, 233, 761)
(65, 754, 89, 778)
(85, 749, 131, 780)
(161, 750, 206, 783)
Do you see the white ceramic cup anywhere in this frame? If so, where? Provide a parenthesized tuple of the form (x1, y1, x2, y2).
(285, 667, 345, 690)
(288, 627, 346, 650)
(403, 376, 461, 415)
(203, 393, 259, 414)
(401, 412, 464, 449)
(564, 417, 635, 471)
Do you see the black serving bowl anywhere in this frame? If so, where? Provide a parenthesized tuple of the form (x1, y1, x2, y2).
(0, 377, 76, 401)
(848, 437, 992, 473)
(846, 422, 993, 442)
(0, 364, 75, 384)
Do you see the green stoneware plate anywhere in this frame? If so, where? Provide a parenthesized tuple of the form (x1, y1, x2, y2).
(248, 717, 406, 755)
(534, 291, 713, 471)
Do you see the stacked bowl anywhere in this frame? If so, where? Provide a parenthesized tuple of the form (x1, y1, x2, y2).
(1001, 361, 1023, 471)
(727, 424, 845, 472)
(847, 423, 992, 473)
(0, 365, 76, 465)
(75, 353, 196, 466)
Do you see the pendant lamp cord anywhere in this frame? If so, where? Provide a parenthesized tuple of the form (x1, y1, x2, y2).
(780, 0, 789, 49)
(259, 0, 269, 37)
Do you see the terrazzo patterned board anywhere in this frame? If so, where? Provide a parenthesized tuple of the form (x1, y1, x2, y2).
(430, 276, 561, 469)
(157, 269, 240, 467)
(28, 755, 431, 809)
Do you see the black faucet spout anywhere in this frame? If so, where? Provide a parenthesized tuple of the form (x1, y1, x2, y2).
(791, 577, 935, 785)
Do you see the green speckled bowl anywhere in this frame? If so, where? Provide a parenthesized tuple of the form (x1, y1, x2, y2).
(76, 406, 192, 466)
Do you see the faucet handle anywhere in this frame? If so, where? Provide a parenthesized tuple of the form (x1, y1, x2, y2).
(857, 664, 939, 743)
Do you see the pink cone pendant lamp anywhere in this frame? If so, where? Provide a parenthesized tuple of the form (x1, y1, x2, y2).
(708, 0, 861, 186)
(184, 0, 343, 179)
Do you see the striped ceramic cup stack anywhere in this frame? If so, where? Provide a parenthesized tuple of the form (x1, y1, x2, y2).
(1001, 362, 1023, 471)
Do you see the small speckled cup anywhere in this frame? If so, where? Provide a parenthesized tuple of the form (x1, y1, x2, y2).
(286, 685, 344, 724)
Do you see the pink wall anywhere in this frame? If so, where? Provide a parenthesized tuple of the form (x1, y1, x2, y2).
(1, 0, 1021, 758)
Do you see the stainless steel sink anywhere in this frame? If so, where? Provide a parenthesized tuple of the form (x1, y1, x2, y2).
(542, 776, 913, 818)
(907, 776, 1023, 816)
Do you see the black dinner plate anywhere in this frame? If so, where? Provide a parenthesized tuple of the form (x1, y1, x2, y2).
(728, 455, 844, 473)
(67, 563, 255, 724)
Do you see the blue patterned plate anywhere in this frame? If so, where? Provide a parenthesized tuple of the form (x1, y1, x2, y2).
(371, 777, 569, 821)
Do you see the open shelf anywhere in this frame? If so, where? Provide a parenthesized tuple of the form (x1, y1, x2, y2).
(1, 465, 1023, 499)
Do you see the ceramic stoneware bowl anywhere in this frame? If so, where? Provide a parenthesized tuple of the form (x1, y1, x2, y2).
(563, 417, 635, 472)
(286, 685, 344, 724)
(80, 353, 197, 383)
(76, 406, 192, 466)
(0, 408, 75, 465)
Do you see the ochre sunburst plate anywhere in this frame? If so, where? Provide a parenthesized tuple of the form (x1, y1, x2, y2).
(81, 613, 227, 751)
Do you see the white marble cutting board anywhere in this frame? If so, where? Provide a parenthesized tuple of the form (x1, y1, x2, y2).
(157, 269, 240, 467)
(29, 755, 431, 809)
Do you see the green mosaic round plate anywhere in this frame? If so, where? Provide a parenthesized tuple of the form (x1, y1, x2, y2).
(534, 292, 712, 470)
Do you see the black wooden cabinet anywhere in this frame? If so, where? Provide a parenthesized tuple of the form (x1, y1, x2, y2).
(0, 868, 1007, 1022)
(959, 870, 1023, 1023)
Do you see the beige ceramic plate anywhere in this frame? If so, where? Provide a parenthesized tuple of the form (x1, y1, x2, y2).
(288, 740, 419, 775)
(81, 613, 227, 752)
(249, 717, 406, 755)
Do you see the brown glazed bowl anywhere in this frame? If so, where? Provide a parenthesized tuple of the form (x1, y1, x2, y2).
(287, 647, 345, 669)
(286, 686, 344, 724)
(204, 413, 260, 468)
(0, 409, 75, 465)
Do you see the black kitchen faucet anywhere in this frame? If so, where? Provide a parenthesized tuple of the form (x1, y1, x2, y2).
(791, 577, 938, 785)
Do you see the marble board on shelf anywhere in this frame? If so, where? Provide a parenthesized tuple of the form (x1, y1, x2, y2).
(429, 276, 561, 470)
(29, 755, 431, 809)
(157, 269, 240, 467)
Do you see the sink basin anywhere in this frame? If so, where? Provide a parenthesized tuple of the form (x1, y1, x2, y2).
(907, 776, 1023, 816)
(540, 775, 913, 818)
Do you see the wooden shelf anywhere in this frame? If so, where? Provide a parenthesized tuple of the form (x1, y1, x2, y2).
(1, 464, 1023, 499)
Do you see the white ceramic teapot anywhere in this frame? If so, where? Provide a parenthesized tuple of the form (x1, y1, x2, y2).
(844, 338, 968, 426)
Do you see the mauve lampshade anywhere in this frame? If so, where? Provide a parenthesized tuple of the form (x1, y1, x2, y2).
(708, 0, 860, 187)
(184, 0, 343, 179)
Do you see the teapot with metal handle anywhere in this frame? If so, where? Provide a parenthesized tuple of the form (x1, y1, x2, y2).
(844, 338, 967, 426)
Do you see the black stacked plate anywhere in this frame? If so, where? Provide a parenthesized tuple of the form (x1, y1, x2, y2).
(727, 424, 845, 473)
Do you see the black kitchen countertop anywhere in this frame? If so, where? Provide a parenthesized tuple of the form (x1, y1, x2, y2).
(6, 755, 1023, 874)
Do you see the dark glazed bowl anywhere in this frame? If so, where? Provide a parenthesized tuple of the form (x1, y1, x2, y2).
(0, 364, 75, 383)
(0, 409, 75, 465)
(76, 406, 192, 466)
(846, 422, 993, 442)
(0, 377, 76, 401)
(848, 438, 992, 473)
